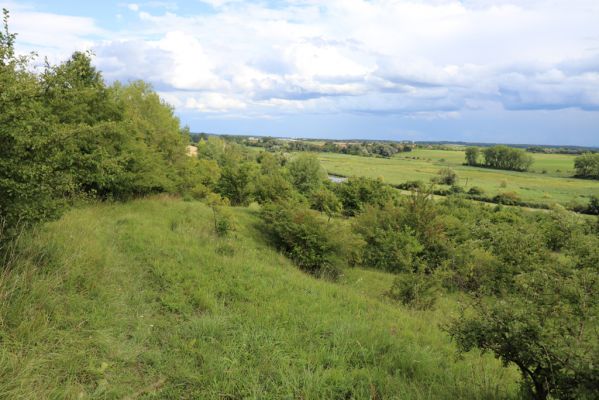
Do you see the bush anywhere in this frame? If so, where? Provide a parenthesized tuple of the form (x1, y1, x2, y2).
(437, 168, 458, 185)
(206, 193, 235, 237)
(493, 191, 521, 205)
(335, 176, 394, 216)
(354, 206, 423, 273)
(387, 273, 439, 310)
(397, 180, 425, 191)
(587, 195, 599, 215)
(467, 186, 485, 196)
(260, 201, 360, 279)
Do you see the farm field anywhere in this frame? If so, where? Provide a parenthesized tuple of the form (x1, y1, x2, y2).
(317, 149, 599, 206)
(0, 198, 518, 399)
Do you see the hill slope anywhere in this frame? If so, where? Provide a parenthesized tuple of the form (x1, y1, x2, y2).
(0, 198, 517, 399)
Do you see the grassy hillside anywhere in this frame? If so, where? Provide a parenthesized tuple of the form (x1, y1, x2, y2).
(318, 150, 599, 206)
(0, 197, 518, 399)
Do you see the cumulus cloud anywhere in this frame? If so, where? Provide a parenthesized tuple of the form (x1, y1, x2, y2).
(7, 0, 599, 119)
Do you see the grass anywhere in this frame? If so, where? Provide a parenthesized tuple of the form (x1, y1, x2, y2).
(0, 197, 518, 399)
(318, 149, 599, 206)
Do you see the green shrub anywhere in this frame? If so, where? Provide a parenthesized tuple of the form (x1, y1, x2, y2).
(335, 176, 394, 216)
(387, 273, 439, 310)
(437, 168, 458, 185)
(260, 201, 359, 279)
(493, 191, 521, 205)
(354, 206, 423, 273)
(467, 186, 485, 196)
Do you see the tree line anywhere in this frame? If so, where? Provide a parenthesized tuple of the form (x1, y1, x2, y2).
(241, 136, 413, 158)
(0, 9, 197, 240)
(465, 145, 534, 171)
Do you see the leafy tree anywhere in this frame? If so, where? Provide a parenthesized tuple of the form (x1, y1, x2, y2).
(335, 176, 395, 216)
(287, 153, 326, 194)
(217, 161, 257, 206)
(482, 145, 534, 171)
(310, 187, 342, 221)
(41, 51, 120, 125)
(465, 146, 480, 166)
(574, 153, 599, 179)
(446, 266, 599, 400)
(0, 9, 70, 234)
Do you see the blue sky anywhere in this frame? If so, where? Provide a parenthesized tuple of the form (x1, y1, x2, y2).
(3, 0, 599, 146)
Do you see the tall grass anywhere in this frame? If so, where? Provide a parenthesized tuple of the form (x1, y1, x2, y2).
(0, 198, 518, 399)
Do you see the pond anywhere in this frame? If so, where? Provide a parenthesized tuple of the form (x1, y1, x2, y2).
(328, 174, 347, 183)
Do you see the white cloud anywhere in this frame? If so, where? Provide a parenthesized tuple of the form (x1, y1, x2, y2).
(6, 0, 599, 116)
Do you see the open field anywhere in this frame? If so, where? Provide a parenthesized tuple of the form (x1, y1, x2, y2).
(318, 149, 599, 206)
(0, 198, 518, 399)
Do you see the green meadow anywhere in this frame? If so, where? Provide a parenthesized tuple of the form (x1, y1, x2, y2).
(0, 198, 518, 399)
(318, 149, 599, 206)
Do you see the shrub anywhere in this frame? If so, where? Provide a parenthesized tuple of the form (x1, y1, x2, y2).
(205, 193, 235, 237)
(493, 191, 520, 205)
(437, 168, 458, 185)
(467, 186, 485, 196)
(449, 185, 464, 194)
(335, 176, 394, 216)
(260, 201, 359, 279)
(354, 206, 423, 273)
(587, 195, 599, 215)
(397, 180, 424, 191)
(387, 273, 439, 310)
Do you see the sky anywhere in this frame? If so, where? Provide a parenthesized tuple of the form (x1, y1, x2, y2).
(2, 0, 599, 146)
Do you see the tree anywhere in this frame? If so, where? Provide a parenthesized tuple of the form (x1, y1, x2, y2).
(0, 9, 70, 235)
(287, 153, 326, 194)
(465, 147, 480, 166)
(482, 145, 533, 172)
(574, 153, 599, 179)
(310, 187, 342, 221)
(446, 266, 599, 400)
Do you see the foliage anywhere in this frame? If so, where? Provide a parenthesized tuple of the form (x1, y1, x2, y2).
(353, 206, 424, 273)
(205, 193, 235, 236)
(465, 147, 480, 166)
(573, 153, 599, 179)
(0, 10, 70, 235)
(436, 168, 458, 185)
(310, 187, 342, 221)
(334, 176, 395, 216)
(388, 272, 439, 310)
(467, 186, 485, 196)
(287, 153, 327, 194)
(446, 266, 599, 400)
(260, 201, 359, 278)
(482, 145, 534, 172)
